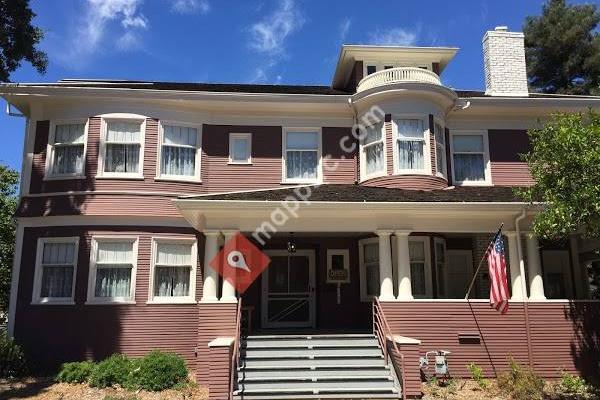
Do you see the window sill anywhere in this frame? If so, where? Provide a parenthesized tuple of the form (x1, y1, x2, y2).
(146, 299, 197, 305)
(154, 177, 202, 184)
(85, 300, 136, 305)
(96, 174, 145, 180)
(280, 180, 321, 185)
(227, 162, 253, 165)
(392, 170, 432, 176)
(43, 175, 87, 181)
(453, 181, 492, 187)
(31, 300, 75, 305)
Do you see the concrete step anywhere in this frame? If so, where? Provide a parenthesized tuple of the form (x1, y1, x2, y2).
(238, 367, 391, 380)
(243, 337, 379, 349)
(233, 394, 399, 400)
(242, 347, 383, 358)
(236, 379, 397, 392)
(245, 334, 375, 340)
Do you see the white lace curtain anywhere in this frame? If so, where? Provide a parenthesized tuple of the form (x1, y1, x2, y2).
(452, 135, 485, 181)
(409, 241, 426, 296)
(363, 243, 380, 297)
(161, 125, 197, 176)
(396, 119, 424, 170)
(40, 242, 75, 298)
(364, 123, 384, 175)
(154, 243, 192, 297)
(286, 132, 318, 180)
(52, 124, 85, 175)
(94, 241, 134, 298)
(105, 121, 141, 173)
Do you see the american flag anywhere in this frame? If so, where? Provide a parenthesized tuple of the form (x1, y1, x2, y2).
(487, 232, 510, 314)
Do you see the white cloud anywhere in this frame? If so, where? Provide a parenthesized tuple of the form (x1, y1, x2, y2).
(248, 0, 305, 55)
(339, 18, 351, 41)
(171, 0, 210, 14)
(116, 31, 141, 50)
(367, 27, 417, 46)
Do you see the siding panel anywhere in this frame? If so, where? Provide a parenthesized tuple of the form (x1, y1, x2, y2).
(488, 130, 533, 186)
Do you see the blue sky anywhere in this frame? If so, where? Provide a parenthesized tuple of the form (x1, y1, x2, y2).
(0, 0, 588, 172)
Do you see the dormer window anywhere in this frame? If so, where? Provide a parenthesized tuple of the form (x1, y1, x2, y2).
(393, 118, 429, 174)
(361, 122, 385, 179)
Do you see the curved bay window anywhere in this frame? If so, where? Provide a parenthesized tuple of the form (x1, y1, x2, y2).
(361, 122, 385, 179)
(394, 118, 429, 174)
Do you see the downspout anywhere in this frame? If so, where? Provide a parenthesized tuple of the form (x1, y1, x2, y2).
(347, 97, 360, 183)
(514, 209, 534, 367)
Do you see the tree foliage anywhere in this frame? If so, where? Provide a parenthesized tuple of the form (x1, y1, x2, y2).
(524, 0, 600, 95)
(0, 0, 47, 82)
(0, 164, 18, 316)
(520, 111, 600, 240)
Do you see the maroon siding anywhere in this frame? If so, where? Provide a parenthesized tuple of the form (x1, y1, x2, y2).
(208, 343, 233, 400)
(488, 130, 533, 186)
(197, 303, 237, 384)
(322, 127, 357, 184)
(14, 226, 204, 371)
(381, 301, 600, 381)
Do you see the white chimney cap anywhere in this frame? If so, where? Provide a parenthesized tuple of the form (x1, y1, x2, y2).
(494, 26, 508, 32)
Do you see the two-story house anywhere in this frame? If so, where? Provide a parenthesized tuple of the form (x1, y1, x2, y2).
(1, 26, 599, 399)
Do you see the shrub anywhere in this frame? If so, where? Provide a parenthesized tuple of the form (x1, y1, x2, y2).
(128, 350, 188, 391)
(555, 372, 594, 398)
(88, 354, 132, 388)
(56, 361, 95, 383)
(498, 357, 544, 400)
(467, 362, 488, 390)
(0, 331, 26, 377)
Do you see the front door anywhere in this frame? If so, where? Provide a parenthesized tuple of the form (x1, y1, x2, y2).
(446, 250, 473, 299)
(261, 250, 316, 328)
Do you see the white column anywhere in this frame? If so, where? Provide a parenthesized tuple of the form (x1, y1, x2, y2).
(395, 231, 413, 300)
(526, 235, 546, 300)
(220, 230, 238, 303)
(377, 230, 395, 301)
(201, 230, 220, 302)
(506, 232, 525, 300)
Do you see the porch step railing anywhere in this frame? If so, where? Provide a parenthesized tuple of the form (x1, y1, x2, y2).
(229, 299, 242, 400)
(373, 297, 406, 400)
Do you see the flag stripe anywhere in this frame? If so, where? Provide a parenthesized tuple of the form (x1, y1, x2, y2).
(487, 232, 510, 314)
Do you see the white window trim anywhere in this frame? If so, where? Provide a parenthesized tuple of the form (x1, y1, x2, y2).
(281, 127, 323, 184)
(148, 237, 197, 304)
(228, 132, 252, 165)
(434, 119, 447, 179)
(409, 236, 433, 299)
(97, 113, 146, 180)
(326, 249, 350, 284)
(449, 130, 492, 186)
(86, 236, 139, 305)
(359, 123, 387, 181)
(155, 120, 202, 182)
(44, 119, 89, 181)
(433, 237, 447, 297)
(32, 237, 79, 305)
(359, 237, 379, 302)
(392, 116, 431, 175)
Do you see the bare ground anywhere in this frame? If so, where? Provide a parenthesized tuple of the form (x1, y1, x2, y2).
(0, 378, 209, 400)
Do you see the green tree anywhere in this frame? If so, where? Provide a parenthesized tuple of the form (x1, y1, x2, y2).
(0, 0, 47, 82)
(520, 111, 600, 240)
(524, 0, 600, 95)
(0, 165, 18, 317)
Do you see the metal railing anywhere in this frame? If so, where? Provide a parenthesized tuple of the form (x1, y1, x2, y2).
(357, 67, 442, 93)
(229, 299, 242, 400)
(373, 297, 406, 400)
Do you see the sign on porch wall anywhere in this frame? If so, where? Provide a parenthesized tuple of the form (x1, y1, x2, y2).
(327, 249, 350, 305)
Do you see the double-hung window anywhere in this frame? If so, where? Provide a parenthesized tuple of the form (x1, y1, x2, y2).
(359, 238, 380, 301)
(283, 129, 321, 182)
(100, 117, 145, 177)
(450, 131, 491, 185)
(46, 122, 87, 178)
(395, 118, 427, 173)
(159, 123, 201, 180)
(229, 133, 252, 164)
(150, 238, 197, 303)
(361, 122, 385, 178)
(33, 238, 79, 304)
(409, 237, 432, 298)
(88, 237, 138, 303)
(434, 122, 447, 178)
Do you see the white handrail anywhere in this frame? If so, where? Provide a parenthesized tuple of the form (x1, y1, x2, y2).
(357, 67, 442, 92)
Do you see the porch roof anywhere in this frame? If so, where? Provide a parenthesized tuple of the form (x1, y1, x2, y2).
(179, 184, 526, 203)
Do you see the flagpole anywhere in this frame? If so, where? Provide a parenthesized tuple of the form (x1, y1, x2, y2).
(464, 223, 504, 300)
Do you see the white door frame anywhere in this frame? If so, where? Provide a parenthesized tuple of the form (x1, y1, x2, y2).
(445, 249, 473, 299)
(261, 249, 316, 329)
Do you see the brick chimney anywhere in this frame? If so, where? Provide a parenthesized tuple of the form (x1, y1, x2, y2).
(482, 26, 529, 97)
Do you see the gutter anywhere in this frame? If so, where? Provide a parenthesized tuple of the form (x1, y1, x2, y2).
(514, 208, 534, 367)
